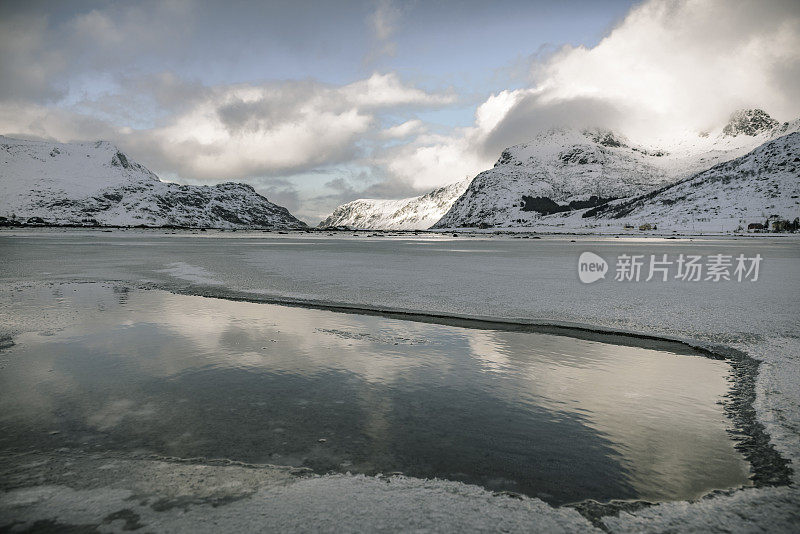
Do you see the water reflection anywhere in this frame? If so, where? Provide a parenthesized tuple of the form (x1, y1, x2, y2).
(0, 283, 750, 505)
(464, 331, 744, 500)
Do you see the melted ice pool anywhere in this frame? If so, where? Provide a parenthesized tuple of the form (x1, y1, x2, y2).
(0, 284, 751, 505)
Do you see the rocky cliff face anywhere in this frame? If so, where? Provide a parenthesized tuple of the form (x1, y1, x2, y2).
(722, 109, 780, 137)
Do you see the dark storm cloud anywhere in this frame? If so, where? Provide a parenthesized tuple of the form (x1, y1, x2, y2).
(0, 13, 66, 102)
(481, 95, 625, 158)
(215, 82, 335, 134)
(251, 177, 303, 215)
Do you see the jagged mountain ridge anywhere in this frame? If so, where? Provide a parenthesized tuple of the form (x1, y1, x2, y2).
(433, 110, 798, 229)
(318, 178, 470, 230)
(0, 136, 307, 229)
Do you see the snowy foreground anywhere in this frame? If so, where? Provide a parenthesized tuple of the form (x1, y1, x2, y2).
(1, 229, 799, 532)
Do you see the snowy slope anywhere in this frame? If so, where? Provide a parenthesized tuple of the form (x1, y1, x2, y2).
(582, 131, 800, 232)
(0, 136, 307, 229)
(433, 110, 798, 229)
(318, 179, 470, 230)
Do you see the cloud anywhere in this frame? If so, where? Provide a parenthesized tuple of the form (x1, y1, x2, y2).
(524, 0, 800, 139)
(366, 0, 402, 63)
(342, 73, 455, 108)
(379, 119, 426, 139)
(370, 90, 524, 190)
(0, 1, 196, 104)
(481, 95, 626, 158)
(378, 130, 491, 191)
(136, 73, 453, 180)
(0, 13, 66, 102)
(0, 71, 454, 184)
(373, 0, 800, 193)
(299, 171, 427, 224)
(66, 0, 196, 70)
(250, 178, 302, 215)
(0, 102, 119, 142)
(150, 96, 371, 180)
(2, 0, 799, 220)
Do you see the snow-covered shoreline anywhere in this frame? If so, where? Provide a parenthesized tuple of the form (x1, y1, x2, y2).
(1, 230, 798, 532)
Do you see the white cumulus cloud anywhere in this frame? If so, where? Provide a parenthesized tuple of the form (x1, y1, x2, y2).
(531, 0, 800, 140)
(378, 0, 800, 192)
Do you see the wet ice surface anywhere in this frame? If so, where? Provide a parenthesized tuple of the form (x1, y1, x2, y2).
(0, 283, 749, 505)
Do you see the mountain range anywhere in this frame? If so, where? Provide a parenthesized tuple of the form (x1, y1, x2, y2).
(318, 109, 797, 232)
(2, 109, 797, 233)
(0, 136, 306, 229)
(580, 131, 800, 233)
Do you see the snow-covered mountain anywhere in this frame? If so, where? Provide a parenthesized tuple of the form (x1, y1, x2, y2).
(0, 136, 307, 229)
(433, 110, 798, 229)
(581, 131, 800, 232)
(318, 178, 470, 230)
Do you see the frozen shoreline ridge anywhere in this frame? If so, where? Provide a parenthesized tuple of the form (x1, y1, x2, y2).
(1, 230, 799, 532)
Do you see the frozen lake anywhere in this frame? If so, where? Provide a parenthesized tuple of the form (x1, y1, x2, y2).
(0, 229, 797, 531)
(1, 229, 797, 343)
(0, 283, 749, 505)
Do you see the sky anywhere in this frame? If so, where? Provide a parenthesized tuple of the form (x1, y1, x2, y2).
(1, 0, 799, 223)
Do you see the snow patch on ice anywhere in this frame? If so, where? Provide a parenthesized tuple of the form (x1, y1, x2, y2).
(156, 262, 223, 286)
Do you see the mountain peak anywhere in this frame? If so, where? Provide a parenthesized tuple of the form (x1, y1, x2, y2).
(582, 128, 628, 148)
(722, 109, 778, 137)
(0, 135, 306, 229)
